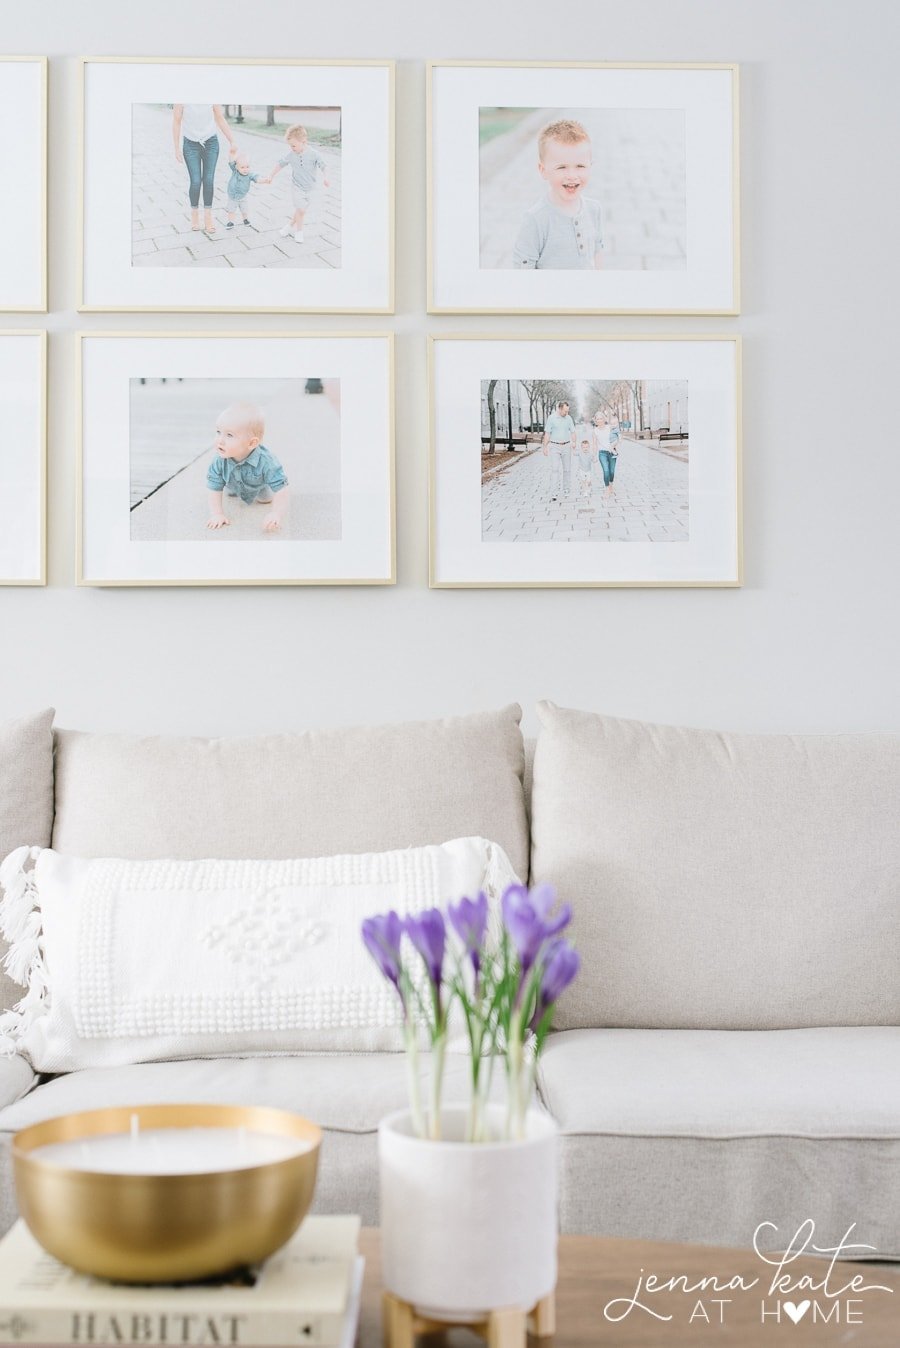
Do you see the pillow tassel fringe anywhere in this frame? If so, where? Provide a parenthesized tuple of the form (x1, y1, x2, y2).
(0, 845, 46, 1056)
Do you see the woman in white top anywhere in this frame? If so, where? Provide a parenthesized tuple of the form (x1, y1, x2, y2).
(592, 411, 618, 499)
(172, 104, 237, 235)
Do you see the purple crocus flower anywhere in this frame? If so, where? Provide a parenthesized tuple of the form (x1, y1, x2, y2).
(531, 940, 581, 1030)
(404, 908, 446, 990)
(501, 883, 572, 977)
(361, 910, 406, 1012)
(447, 892, 489, 981)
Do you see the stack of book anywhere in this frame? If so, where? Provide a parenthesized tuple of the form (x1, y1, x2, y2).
(0, 1214, 363, 1346)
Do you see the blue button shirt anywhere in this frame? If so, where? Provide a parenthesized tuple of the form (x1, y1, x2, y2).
(227, 163, 259, 201)
(277, 147, 327, 191)
(513, 195, 604, 270)
(206, 444, 288, 503)
(545, 412, 575, 445)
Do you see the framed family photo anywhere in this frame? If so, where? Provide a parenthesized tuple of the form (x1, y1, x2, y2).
(0, 331, 46, 584)
(0, 58, 46, 312)
(80, 58, 394, 313)
(78, 332, 394, 586)
(430, 334, 741, 588)
(428, 61, 739, 314)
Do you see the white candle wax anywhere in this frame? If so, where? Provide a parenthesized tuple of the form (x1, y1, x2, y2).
(30, 1127, 313, 1175)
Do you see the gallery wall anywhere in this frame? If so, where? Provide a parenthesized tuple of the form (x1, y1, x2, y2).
(4, 0, 899, 737)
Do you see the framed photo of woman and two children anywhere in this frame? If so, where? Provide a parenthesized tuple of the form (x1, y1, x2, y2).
(79, 57, 394, 313)
(428, 62, 741, 588)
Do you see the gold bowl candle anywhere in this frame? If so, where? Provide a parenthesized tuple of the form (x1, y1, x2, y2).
(12, 1103, 321, 1283)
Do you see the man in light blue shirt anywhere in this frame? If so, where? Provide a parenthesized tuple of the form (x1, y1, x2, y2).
(542, 401, 576, 501)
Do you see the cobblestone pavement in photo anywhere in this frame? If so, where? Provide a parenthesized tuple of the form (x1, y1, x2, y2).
(132, 105, 342, 270)
(479, 107, 686, 270)
(481, 437, 689, 543)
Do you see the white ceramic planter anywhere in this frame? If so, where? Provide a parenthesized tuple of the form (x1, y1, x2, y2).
(378, 1104, 558, 1319)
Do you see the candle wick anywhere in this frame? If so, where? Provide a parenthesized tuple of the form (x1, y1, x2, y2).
(130, 1114, 140, 1142)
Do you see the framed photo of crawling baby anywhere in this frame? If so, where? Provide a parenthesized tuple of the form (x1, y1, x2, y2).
(428, 62, 739, 315)
(429, 334, 741, 588)
(79, 58, 394, 313)
(78, 332, 395, 586)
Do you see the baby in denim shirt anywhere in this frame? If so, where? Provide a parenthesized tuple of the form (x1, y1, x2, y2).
(206, 402, 289, 533)
(225, 147, 261, 228)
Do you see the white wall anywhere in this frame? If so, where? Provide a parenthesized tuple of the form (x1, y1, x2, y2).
(5, 0, 899, 737)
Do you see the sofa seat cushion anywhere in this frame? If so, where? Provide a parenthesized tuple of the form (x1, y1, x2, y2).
(537, 1028, 900, 1256)
(0, 1058, 33, 1113)
(538, 1027, 900, 1137)
(0, 1054, 509, 1233)
(0, 1053, 497, 1136)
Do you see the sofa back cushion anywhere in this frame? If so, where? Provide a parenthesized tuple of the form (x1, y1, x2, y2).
(531, 702, 900, 1030)
(52, 705, 529, 880)
(0, 709, 55, 1014)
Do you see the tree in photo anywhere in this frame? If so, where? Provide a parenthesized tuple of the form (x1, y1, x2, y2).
(485, 378, 499, 454)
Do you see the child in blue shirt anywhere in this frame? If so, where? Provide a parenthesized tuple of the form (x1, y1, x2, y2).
(225, 148, 262, 228)
(206, 402, 289, 533)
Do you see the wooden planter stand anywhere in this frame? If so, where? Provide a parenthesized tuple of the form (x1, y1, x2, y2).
(383, 1289, 555, 1348)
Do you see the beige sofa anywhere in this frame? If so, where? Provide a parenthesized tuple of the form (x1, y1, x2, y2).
(0, 704, 897, 1258)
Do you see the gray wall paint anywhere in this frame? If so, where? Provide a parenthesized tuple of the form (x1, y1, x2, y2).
(6, 0, 899, 737)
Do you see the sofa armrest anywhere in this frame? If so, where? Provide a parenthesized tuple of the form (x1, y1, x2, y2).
(0, 1056, 34, 1114)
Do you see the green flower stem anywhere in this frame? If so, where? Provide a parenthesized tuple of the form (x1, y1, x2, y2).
(429, 1032, 447, 1141)
(524, 1054, 537, 1119)
(507, 1013, 526, 1141)
(475, 1041, 497, 1142)
(404, 1023, 426, 1139)
(467, 1025, 482, 1143)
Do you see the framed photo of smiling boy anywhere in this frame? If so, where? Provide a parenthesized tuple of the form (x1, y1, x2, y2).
(428, 62, 739, 315)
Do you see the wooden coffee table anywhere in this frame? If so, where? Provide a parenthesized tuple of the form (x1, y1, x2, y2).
(357, 1228, 899, 1347)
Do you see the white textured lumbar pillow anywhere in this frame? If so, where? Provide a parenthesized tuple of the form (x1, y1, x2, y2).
(0, 838, 519, 1072)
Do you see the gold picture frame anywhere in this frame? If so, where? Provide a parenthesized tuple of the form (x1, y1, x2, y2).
(78, 330, 396, 587)
(429, 332, 742, 589)
(427, 61, 740, 316)
(0, 57, 47, 313)
(79, 57, 395, 314)
(0, 330, 46, 586)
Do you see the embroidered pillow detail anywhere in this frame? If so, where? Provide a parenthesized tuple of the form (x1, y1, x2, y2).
(0, 839, 519, 1072)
